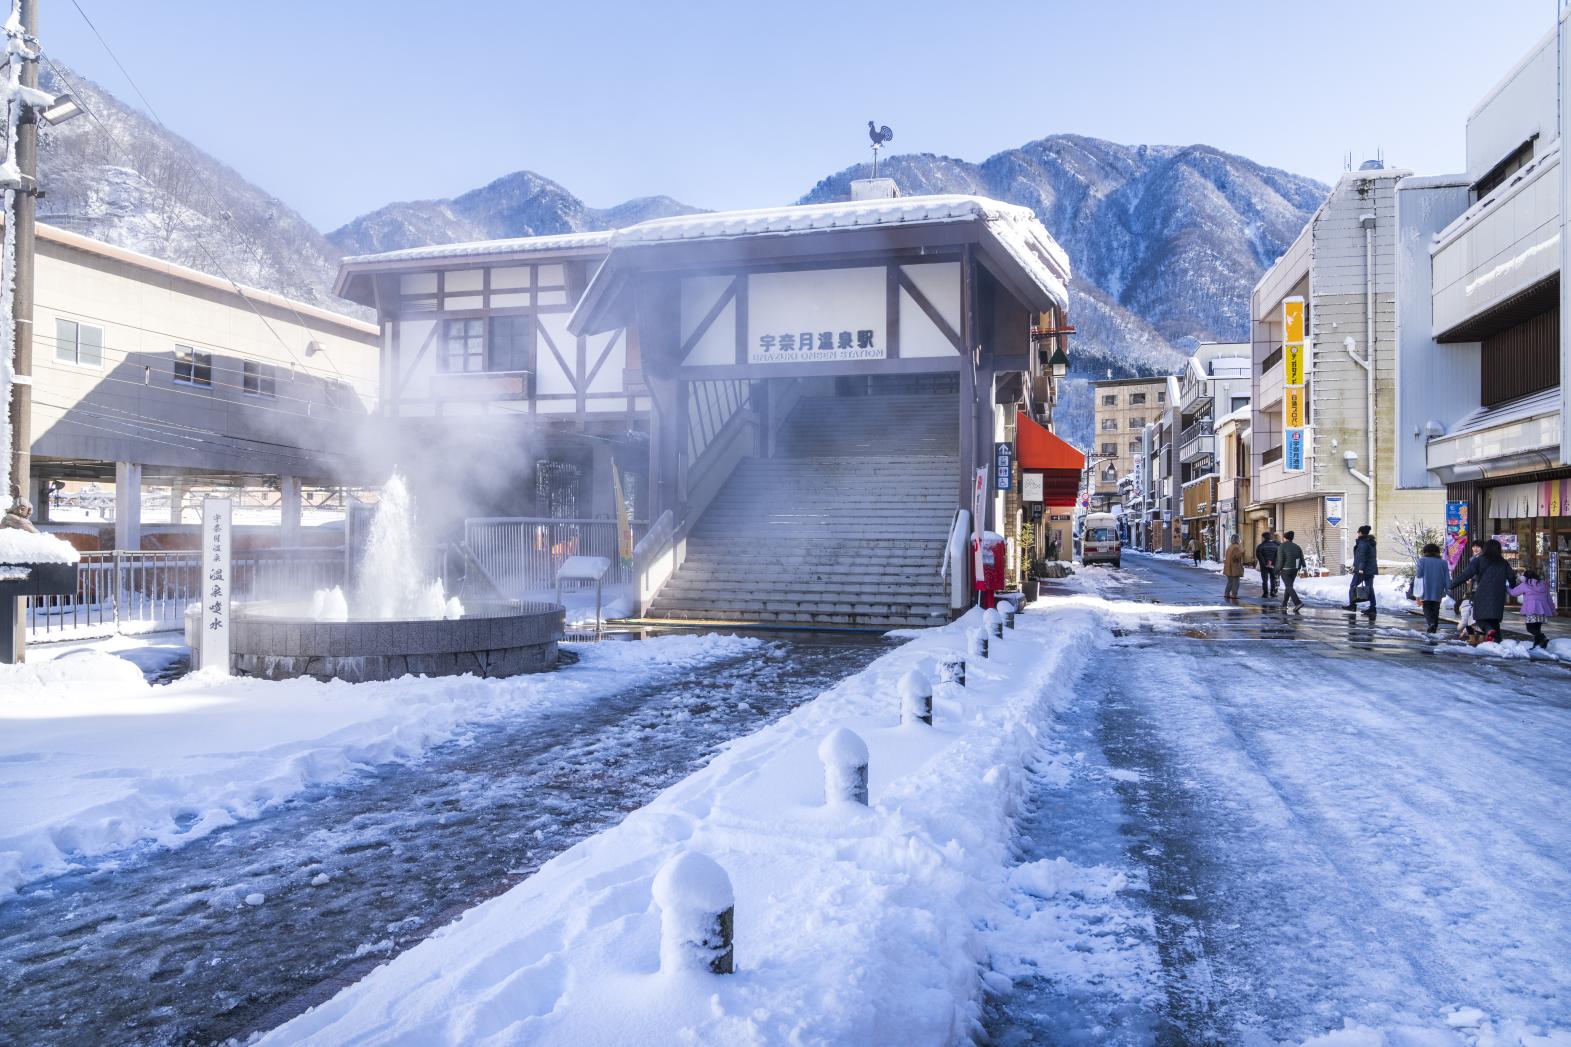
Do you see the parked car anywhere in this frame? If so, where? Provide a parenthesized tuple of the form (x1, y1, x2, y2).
(1081, 512, 1122, 568)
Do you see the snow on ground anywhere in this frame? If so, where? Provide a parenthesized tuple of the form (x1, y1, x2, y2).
(261, 603, 1115, 1046)
(0, 633, 759, 898)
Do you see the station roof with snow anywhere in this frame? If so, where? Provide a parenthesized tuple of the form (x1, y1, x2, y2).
(334, 231, 614, 306)
(568, 195, 1070, 336)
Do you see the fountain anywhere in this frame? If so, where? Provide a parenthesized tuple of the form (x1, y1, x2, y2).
(193, 473, 564, 682)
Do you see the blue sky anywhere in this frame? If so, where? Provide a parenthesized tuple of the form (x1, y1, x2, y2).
(46, 0, 1555, 232)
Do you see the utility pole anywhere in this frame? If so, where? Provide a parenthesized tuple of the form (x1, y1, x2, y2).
(5, 0, 36, 509)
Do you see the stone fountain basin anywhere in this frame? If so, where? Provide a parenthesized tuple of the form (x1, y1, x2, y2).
(193, 600, 565, 682)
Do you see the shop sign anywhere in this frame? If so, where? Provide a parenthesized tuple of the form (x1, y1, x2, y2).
(1284, 342, 1306, 385)
(1325, 495, 1344, 528)
(1444, 500, 1469, 570)
(1493, 533, 1520, 553)
(1284, 385, 1306, 428)
(1022, 472, 1044, 503)
(201, 497, 233, 677)
(994, 442, 1014, 491)
(1283, 427, 1308, 472)
(1283, 296, 1305, 344)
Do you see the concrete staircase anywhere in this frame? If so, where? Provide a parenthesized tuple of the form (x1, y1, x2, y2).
(647, 393, 959, 628)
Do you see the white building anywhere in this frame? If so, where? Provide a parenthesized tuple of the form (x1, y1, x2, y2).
(29, 224, 380, 548)
(1250, 167, 1445, 573)
(1398, 27, 1570, 612)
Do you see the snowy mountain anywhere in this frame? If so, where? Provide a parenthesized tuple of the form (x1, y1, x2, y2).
(327, 173, 704, 256)
(35, 65, 353, 314)
(30, 63, 1324, 448)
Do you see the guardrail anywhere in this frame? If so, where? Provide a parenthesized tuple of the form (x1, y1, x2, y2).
(25, 548, 345, 642)
(464, 517, 648, 599)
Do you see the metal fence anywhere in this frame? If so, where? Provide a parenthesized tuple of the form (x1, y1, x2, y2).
(25, 548, 345, 642)
(464, 518, 645, 599)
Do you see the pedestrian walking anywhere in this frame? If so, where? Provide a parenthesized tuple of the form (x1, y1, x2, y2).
(1188, 535, 1204, 567)
(1222, 534, 1245, 601)
(1256, 531, 1280, 598)
(1508, 569, 1555, 648)
(1409, 542, 1449, 634)
(1277, 530, 1306, 611)
(1449, 538, 1518, 642)
(1345, 524, 1378, 616)
(1455, 597, 1479, 641)
(1451, 540, 1484, 603)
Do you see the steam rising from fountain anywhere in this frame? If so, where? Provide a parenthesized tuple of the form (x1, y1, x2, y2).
(310, 472, 464, 622)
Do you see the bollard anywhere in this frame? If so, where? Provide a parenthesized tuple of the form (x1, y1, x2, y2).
(938, 654, 966, 687)
(899, 668, 933, 726)
(651, 852, 735, 974)
(818, 727, 870, 804)
(969, 628, 989, 660)
(985, 607, 1003, 640)
(1002, 603, 1017, 630)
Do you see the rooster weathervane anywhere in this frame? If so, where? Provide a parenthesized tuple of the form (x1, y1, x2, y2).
(867, 121, 893, 178)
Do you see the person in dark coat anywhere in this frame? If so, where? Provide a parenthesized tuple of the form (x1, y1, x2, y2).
(1276, 530, 1306, 612)
(1256, 531, 1281, 598)
(1345, 524, 1378, 616)
(1449, 538, 1518, 642)
(1410, 542, 1450, 634)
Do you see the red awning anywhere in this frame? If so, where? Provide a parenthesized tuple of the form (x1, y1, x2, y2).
(1017, 413, 1084, 506)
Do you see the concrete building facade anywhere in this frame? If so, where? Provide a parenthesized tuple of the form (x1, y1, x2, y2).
(1250, 168, 1445, 574)
(29, 224, 380, 549)
(1090, 375, 1167, 514)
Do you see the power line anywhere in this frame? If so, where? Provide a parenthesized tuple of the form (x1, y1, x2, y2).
(34, 393, 354, 460)
(36, 47, 352, 384)
(32, 328, 374, 416)
(32, 297, 380, 396)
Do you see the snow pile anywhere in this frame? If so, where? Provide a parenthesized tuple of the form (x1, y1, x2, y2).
(0, 632, 760, 897)
(0, 528, 79, 564)
(1293, 573, 1413, 609)
(261, 603, 1108, 1045)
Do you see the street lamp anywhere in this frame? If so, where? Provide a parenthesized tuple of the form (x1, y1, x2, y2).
(38, 93, 82, 126)
(1048, 345, 1068, 380)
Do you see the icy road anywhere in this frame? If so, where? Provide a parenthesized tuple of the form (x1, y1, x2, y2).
(0, 633, 891, 1047)
(989, 555, 1571, 1045)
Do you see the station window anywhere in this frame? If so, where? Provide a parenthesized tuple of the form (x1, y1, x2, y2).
(487, 315, 534, 372)
(243, 360, 278, 397)
(54, 318, 104, 368)
(174, 345, 213, 386)
(442, 318, 486, 372)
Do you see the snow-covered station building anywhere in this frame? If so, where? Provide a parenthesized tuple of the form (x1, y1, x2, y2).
(337, 186, 1079, 628)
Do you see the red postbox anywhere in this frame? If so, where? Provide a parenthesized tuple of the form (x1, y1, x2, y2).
(972, 531, 1007, 608)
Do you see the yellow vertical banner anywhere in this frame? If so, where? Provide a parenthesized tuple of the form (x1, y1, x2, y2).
(1284, 342, 1304, 385)
(1284, 386, 1306, 428)
(612, 463, 634, 565)
(1283, 297, 1304, 344)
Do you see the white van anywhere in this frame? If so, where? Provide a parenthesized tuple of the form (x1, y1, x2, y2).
(1081, 512, 1122, 568)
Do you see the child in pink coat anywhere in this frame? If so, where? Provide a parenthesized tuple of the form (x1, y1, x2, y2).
(1508, 569, 1556, 648)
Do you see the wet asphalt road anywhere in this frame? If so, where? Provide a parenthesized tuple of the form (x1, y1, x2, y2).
(0, 633, 892, 1047)
(986, 555, 1571, 1046)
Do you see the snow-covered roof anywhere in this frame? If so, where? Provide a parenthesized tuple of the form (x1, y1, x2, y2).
(340, 230, 613, 266)
(607, 195, 1070, 307)
(1446, 386, 1560, 438)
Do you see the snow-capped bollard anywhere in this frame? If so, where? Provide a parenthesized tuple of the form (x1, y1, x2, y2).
(899, 668, 933, 726)
(969, 628, 989, 660)
(652, 852, 735, 974)
(939, 654, 966, 687)
(985, 607, 1004, 640)
(1003, 603, 1016, 630)
(818, 727, 869, 805)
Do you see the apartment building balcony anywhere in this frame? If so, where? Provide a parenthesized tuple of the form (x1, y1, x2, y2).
(1178, 419, 1215, 463)
(1180, 376, 1212, 414)
(1432, 144, 1559, 340)
(1258, 346, 1284, 408)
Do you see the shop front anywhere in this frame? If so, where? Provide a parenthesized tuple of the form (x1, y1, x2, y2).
(1456, 472, 1571, 615)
